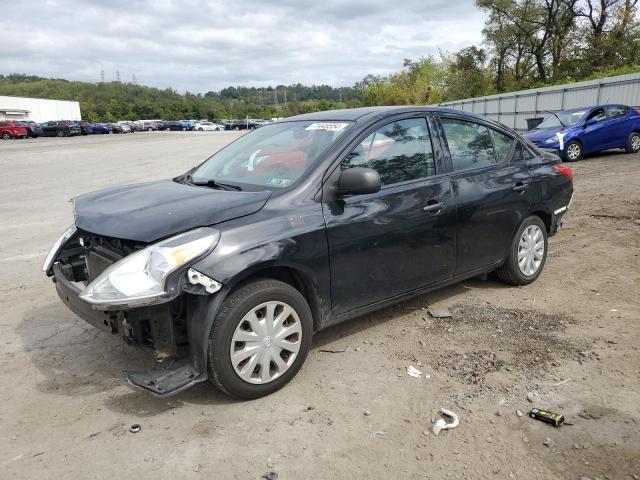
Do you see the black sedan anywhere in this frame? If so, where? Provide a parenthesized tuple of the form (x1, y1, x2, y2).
(43, 106, 573, 400)
(164, 120, 188, 131)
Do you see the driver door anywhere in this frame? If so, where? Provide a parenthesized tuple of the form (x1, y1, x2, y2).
(581, 107, 610, 153)
(322, 116, 456, 317)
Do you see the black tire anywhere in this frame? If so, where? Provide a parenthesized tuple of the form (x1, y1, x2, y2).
(1, 132, 11, 140)
(564, 140, 582, 162)
(56, 130, 64, 137)
(207, 278, 313, 399)
(626, 131, 640, 154)
(496, 215, 548, 286)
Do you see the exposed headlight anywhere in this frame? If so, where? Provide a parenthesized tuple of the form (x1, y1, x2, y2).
(42, 224, 77, 273)
(80, 227, 220, 308)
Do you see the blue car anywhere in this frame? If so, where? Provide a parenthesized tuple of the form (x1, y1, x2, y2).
(90, 123, 113, 134)
(526, 104, 640, 161)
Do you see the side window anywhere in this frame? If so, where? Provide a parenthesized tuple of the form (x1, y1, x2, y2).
(489, 129, 516, 163)
(341, 118, 435, 186)
(512, 142, 535, 162)
(440, 118, 496, 170)
(606, 105, 629, 119)
(0, 122, 7, 127)
(586, 108, 606, 123)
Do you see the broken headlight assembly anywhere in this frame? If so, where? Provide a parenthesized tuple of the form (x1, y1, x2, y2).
(80, 227, 221, 308)
(42, 224, 78, 273)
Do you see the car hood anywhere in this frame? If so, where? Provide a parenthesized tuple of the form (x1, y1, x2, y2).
(73, 180, 271, 243)
(525, 126, 570, 142)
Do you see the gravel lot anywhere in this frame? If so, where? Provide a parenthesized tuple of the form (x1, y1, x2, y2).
(1, 132, 639, 479)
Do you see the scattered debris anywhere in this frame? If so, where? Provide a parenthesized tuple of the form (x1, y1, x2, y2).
(372, 431, 384, 439)
(319, 348, 347, 354)
(543, 437, 554, 447)
(363, 410, 372, 416)
(529, 408, 565, 427)
(516, 409, 524, 417)
(262, 471, 278, 480)
(428, 306, 452, 318)
(526, 391, 539, 403)
(407, 366, 422, 378)
(129, 424, 141, 433)
(432, 408, 460, 435)
(553, 378, 571, 387)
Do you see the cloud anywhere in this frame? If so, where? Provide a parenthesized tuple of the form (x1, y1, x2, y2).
(0, 0, 486, 92)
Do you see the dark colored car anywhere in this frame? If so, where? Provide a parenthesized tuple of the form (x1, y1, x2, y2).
(91, 123, 113, 134)
(525, 104, 640, 161)
(74, 120, 92, 135)
(0, 120, 28, 139)
(39, 121, 81, 137)
(15, 120, 42, 138)
(110, 123, 124, 134)
(43, 107, 573, 400)
(165, 120, 188, 131)
(155, 120, 168, 131)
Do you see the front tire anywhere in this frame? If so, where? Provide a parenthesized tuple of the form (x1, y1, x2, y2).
(564, 140, 582, 162)
(626, 132, 640, 154)
(496, 215, 548, 286)
(207, 279, 313, 399)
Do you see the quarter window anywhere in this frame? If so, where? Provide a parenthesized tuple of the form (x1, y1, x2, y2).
(606, 105, 629, 119)
(440, 118, 496, 170)
(489, 129, 516, 163)
(341, 118, 435, 186)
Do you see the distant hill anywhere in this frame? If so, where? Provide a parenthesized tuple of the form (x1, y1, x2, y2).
(0, 74, 362, 122)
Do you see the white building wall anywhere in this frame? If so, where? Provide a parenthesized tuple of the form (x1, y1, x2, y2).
(0, 96, 81, 122)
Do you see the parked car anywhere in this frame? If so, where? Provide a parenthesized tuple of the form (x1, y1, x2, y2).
(110, 123, 124, 134)
(74, 120, 92, 135)
(14, 120, 42, 138)
(525, 104, 640, 161)
(0, 120, 28, 139)
(194, 121, 224, 131)
(40, 121, 81, 137)
(120, 123, 132, 133)
(180, 120, 196, 130)
(164, 120, 188, 131)
(141, 120, 159, 131)
(90, 123, 112, 134)
(155, 120, 168, 131)
(43, 106, 573, 399)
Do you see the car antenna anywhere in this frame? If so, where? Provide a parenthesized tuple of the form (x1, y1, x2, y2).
(544, 110, 565, 127)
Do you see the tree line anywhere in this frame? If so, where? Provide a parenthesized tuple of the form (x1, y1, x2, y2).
(1, 0, 638, 122)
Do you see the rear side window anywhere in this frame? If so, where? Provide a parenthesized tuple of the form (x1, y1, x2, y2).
(512, 142, 535, 162)
(489, 129, 516, 163)
(440, 118, 495, 170)
(0, 122, 7, 127)
(341, 118, 435, 186)
(606, 105, 629, 119)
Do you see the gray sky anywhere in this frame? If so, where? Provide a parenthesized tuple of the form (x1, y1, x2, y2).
(1, 0, 486, 93)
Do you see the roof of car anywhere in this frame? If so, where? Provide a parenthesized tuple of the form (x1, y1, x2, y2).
(285, 106, 487, 122)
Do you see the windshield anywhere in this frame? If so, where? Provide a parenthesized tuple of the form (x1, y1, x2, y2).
(535, 110, 586, 129)
(191, 121, 352, 190)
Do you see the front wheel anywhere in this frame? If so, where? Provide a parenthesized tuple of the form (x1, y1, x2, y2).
(1, 132, 11, 140)
(496, 215, 548, 286)
(207, 279, 313, 399)
(626, 132, 640, 154)
(564, 141, 582, 162)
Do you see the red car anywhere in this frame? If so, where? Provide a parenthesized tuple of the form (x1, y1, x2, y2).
(0, 120, 28, 140)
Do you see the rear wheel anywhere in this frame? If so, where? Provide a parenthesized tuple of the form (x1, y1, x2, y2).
(496, 215, 548, 286)
(56, 130, 64, 137)
(207, 279, 313, 399)
(1, 132, 11, 140)
(626, 132, 640, 154)
(564, 141, 582, 162)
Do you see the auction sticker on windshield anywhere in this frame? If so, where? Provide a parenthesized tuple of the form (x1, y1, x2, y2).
(305, 122, 349, 131)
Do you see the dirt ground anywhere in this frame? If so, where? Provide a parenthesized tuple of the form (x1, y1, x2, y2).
(1, 132, 639, 480)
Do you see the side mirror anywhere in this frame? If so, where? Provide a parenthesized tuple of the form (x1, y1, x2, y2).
(336, 167, 381, 196)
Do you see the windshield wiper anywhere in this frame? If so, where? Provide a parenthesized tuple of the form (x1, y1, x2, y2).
(189, 178, 242, 191)
(544, 110, 566, 127)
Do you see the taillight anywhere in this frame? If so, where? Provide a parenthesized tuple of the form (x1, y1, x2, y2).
(554, 164, 573, 183)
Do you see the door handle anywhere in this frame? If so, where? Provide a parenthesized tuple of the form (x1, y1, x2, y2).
(513, 182, 529, 192)
(423, 201, 446, 213)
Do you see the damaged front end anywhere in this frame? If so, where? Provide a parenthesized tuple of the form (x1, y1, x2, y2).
(43, 226, 222, 396)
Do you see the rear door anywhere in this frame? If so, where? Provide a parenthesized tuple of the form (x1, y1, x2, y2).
(436, 115, 531, 274)
(605, 105, 632, 147)
(323, 115, 456, 315)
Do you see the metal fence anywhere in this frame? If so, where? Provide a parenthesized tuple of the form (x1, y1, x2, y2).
(438, 72, 640, 131)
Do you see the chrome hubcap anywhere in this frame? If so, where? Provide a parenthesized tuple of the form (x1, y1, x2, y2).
(518, 225, 545, 276)
(230, 301, 302, 384)
(632, 135, 640, 152)
(567, 144, 580, 160)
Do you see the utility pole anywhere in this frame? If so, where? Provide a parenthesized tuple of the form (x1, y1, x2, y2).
(100, 70, 105, 83)
(132, 74, 137, 84)
(283, 89, 287, 105)
(274, 89, 277, 104)
(116, 70, 121, 82)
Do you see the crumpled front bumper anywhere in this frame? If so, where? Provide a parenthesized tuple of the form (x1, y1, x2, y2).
(52, 263, 207, 396)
